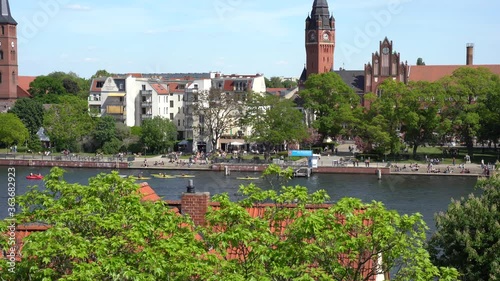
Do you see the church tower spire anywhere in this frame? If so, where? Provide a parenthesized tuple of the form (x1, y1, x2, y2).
(304, 0, 335, 80)
(0, 0, 18, 107)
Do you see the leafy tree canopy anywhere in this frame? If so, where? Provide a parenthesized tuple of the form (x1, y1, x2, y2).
(140, 116, 177, 154)
(0, 168, 208, 280)
(0, 113, 29, 147)
(29, 71, 90, 103)
(8, 98, 45, 136)
(427, 174, 500, 281)
(43, 95, 94, 152)
(243, 94, 308, 149)
(301, 72, 361, 139)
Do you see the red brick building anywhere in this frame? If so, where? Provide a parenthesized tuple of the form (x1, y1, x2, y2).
(0, 0, 18, 111)
(300, 0, 336, 83)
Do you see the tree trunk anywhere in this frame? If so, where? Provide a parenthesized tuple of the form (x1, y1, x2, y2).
(412, 143, 419, 159)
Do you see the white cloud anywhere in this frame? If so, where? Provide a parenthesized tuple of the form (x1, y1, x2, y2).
(66, 4, 91, 11)
(83, 57, 99, 62)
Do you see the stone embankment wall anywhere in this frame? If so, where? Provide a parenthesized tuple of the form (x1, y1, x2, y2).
(0, 159, 128, 169)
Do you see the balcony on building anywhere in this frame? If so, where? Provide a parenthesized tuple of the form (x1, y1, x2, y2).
(88, 94, 102, 105)
(141, 96, 153, 107)
(141, 90, 152, 96)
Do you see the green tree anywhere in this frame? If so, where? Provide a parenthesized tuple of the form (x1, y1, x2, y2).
(0, 113, 29, 147)
(192, 88, 245, 151)
(0, 168, 209, 280)
(427, 174, 500, 281)
(403, 81, 446, 157)
(282, 79, 298, 89)
(265, 76, 284, 88)
(43, 95, 94, 151)
(141, 116, 177, 154)
(417, 57, 426, 65)
(478, 75, 500, 148)
(301, 72, 361, 139)
(364, 80, 408, 155)
(440, 67, 498, 157)
(91, 69, 114, 79)
(93, 115, 117, 148)
(201, 165, 459, 281)
(8, 98, 45, 135)
(29, 72, 90, 103)
(243, 94, 308, 151)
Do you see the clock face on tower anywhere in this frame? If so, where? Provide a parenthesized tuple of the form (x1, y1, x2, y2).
(323, 32, 329, 41)
(308, 31, 316, 42)
(382, 47, 389, 54)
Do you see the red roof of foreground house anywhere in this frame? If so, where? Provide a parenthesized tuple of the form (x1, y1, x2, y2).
(138, 182, 162, 201)
(408, 64, 500, 82)
(150, 83, 169, 95)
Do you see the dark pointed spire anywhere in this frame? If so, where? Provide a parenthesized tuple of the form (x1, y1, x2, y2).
(308, 0, 332, 30)
(0, 0, 17, 25)
(311, 0, 330, 17)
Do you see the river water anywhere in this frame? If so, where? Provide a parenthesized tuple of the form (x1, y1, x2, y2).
(0, 166, 479, 236)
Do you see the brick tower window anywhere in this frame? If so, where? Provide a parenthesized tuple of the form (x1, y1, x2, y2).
(1, 26, 4, 35)
(0, 72, 2, 84)
(12, 71, 15, 84)
(0, 50, 3, 60)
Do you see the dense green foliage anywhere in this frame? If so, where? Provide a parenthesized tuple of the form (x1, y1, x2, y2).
(140, 116, 177, 154)
(0, 168, 206, 280)
(8, 98, 45, 136)
(43, 96, 94, 152)
(244, 94, 308, 150)
(300, 72, 362, 139)
(427, 174, 500, 281)
(28, 72, 90, 103)
(265, 76, 298, 89)
(0, 113, 29, 147)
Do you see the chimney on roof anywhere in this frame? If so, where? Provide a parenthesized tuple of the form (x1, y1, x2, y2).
(466, 43, 474, 65)
(181, 181, 209, 226)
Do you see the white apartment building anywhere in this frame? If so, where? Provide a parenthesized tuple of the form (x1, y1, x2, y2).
(89, 72, 266, 152)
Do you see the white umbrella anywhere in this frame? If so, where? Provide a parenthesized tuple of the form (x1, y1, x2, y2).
(230, 141, 244, 146)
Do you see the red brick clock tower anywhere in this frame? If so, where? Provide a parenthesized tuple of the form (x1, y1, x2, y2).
(304, 0, 335, 79)
(0, 0, 18, 108)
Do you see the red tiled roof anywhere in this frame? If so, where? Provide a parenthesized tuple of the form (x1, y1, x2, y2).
(151, 83, 169, 95)
(167, 83, 185, 93)
(128, 73, 142, 78)
(90, 79, 105, 92)
(408, 64, 500, 82)
(17, 76, 36, 95)
(138, 182, 161, 201)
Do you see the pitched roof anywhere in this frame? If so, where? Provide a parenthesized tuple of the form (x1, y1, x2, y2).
(408, 64, 500, 82)
(334, 69, 365, 93)
(0, 0, 17, 25)
(17, 76, 36, 94)
(138, 182, 161, 201)
(150, 83, 169, 95)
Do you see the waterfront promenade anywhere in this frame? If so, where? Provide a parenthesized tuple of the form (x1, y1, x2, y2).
(0, 144, 491, 176)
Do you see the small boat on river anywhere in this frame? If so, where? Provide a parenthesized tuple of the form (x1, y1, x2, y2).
(26, 174, 43, 180)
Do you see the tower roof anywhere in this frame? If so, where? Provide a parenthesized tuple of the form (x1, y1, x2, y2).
(308, 0, 333, 30)
(311, 0, 330, 17)
(0, 0, 17, 25)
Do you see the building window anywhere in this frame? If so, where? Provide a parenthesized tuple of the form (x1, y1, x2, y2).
(0, 72, 2, 84)
(170, 113, 174, 120)
(170, 100, 174, 108)
(96, 81, 104, 88)
(11, 71, 15, 84)
(178, 95, 180, 101)
(142, 85, 146, 90)
(119, 83, 124, 90)
(178, 107, 180, 113)
(178, 120, 180, 126)
(1, 26, 4, 35)
(0, 50, 3, 60)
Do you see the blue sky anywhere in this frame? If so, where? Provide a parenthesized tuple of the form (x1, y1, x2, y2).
(12, 0, 500, 79)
